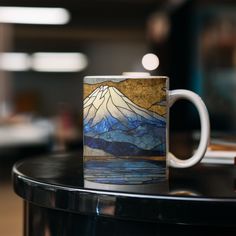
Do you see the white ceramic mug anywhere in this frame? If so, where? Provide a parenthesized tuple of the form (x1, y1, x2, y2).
(83, 75, 210, 185)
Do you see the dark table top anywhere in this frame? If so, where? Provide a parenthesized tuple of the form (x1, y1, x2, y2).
(13, 153, 236, 226)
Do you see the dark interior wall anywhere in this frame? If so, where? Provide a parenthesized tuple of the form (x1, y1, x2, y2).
(168, 1, 200, 131)
(12, 72, 83, 116)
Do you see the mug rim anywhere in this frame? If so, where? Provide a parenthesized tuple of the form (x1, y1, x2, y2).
(84, 75, 169, 79)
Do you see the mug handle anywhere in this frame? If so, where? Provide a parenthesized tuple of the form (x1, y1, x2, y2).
(168, 89, 210, 168)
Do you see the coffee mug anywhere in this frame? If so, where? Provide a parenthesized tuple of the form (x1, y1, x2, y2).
(83, 75, 210, 185)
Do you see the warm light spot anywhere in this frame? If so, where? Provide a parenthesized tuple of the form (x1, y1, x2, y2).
(0, 53, 30, 71)
(0, 7, 70, 25)
(32, 52, 88, 72)
(142, 53, 159, 71)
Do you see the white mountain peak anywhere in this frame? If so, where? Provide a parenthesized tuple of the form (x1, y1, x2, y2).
(101, 85, 108, 91)
(84, 85, 165, 127)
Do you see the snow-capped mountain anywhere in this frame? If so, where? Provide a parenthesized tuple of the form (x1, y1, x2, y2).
(84, 86, 165, 129)
(84, 85, 166, 156)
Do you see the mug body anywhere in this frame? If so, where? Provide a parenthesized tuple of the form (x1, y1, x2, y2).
(83, 76, 169, 185)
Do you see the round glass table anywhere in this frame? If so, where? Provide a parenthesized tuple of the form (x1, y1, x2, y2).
(13, 153, 236, 236)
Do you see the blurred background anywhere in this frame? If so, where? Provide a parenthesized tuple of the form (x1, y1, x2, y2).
(0, 0, 235, 235)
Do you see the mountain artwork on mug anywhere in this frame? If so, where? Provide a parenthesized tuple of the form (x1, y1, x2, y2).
(83, 77, 167, 184)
